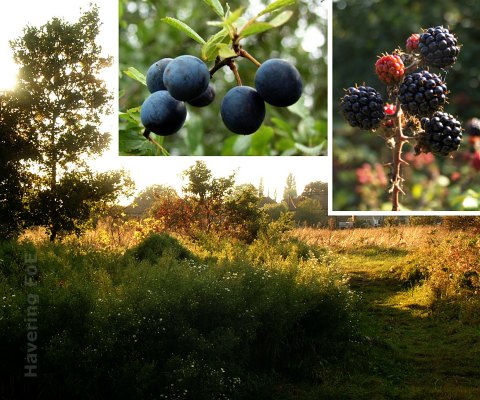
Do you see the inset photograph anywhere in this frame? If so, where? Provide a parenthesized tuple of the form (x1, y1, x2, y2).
(119, 0, 327, 156)
(332, 1, 480, 211)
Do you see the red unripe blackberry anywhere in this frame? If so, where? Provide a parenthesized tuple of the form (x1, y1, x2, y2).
(375, 54, 405, 85)
(399, 70, 447, 117)
(421, 111, 463, 156)
(340, 86, 385, 130)
(419, 26, 460, 68)
(383, 103, 396, 128)
(406, 34, 420, 53)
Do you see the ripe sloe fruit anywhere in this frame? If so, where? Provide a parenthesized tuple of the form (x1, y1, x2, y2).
(221, 86, 265, 135)
(255, 59, 302, 107)
(163, 55, 210, 101)
(146, 58, 172, 93)
(140, 90, 187, 136)
(188, 84, 216, 107)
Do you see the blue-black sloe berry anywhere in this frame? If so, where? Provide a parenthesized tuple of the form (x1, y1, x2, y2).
(163, 55, 210, 101)
(255, 59, 302, 107)
(140, 90, 187, 136)
(188, 84, 216, 107)
(146, 58, 172, 93)
(220, 86, 265, 135)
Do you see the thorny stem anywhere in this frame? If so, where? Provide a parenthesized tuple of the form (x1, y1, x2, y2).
(227, 59, 242, 86)
(390, 100, 409, 211)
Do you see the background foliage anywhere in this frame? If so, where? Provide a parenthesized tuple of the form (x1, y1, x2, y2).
(332, 0, 480, 211)
(119, 0, 327, 155)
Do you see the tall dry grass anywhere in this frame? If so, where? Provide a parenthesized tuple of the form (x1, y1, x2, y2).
(292, 225, 458, 251)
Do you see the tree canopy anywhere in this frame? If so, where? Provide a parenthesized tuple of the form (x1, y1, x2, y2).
(4, 6, 132, 240)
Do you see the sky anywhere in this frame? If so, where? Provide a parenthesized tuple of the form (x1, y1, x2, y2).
(0, 0, 329, 204)
(112, 156, 330, 204)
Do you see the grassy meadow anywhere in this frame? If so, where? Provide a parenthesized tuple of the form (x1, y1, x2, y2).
(1, 222, 479, 399)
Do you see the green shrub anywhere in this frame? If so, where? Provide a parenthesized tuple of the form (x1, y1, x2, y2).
(128, 232, 195, 263)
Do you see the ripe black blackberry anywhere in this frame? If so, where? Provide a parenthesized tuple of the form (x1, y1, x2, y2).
(419, 111, 462, 156)
(465, 118, 480, 137)
(399, 70, 447, 117)
(419, 26, 460, 68)
(340, 86, 385, 130)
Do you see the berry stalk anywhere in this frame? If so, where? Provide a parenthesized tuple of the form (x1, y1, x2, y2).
(390, 101, 409, 211)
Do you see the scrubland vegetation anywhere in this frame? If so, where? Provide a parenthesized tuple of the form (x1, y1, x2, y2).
(1, 217, 479, 399)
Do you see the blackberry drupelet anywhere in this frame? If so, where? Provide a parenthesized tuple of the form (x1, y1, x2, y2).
(421, 111, 462, 156)
(399, 70, 447, 117)
(419, 26, 460, 68)
(340, 86, 385, 130)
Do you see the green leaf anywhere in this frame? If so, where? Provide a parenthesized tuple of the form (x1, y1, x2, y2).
(269, 10, 294, 27)
(161, 17, 206, 44)
(119, 130, 157, 156)
(202, 28, 229, 61)
(249, 125, 274, 155)
(224, 7, 244, 25)
(294, 142, 325, 156)
(240, 22, 274, 38)
(185, 115, 204, 154)
(202, 0, 224, 18)
(123, 67, 146, 86)
(257, 0, 296, 17)
(233, 135, 252, 155)
(217, 43, 237, 59)
(271, 117, 293, 137)
(119, 107, 141, 124)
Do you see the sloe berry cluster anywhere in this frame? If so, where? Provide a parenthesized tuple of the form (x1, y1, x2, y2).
(140, 55, 303, 136)
(141, 55, 212, 136)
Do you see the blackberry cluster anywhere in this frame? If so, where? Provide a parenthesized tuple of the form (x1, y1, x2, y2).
(420, 112, 462, 156)
(419, 26, 460, 68)
(399, 70, 447, 117)
(466, 118, 480, 137)
(340, 86, 385, 130)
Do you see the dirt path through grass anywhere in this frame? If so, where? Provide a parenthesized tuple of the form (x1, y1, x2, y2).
(330, 249, 480, 400)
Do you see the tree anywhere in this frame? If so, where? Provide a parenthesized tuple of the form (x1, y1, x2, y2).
(258, 177, 265, 198)
(283, 173, 298, 210)
(294, 198, 327, 227)
(126, 184, 178, 217)
(300, 181, 328, 210)
(224, 184, 264, 242)
(0, 93, 36, 239)
(182, 161, 235, 232)
(10, 7, 132, 240)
